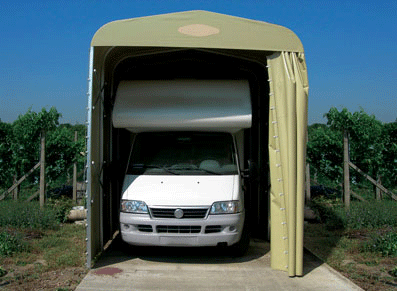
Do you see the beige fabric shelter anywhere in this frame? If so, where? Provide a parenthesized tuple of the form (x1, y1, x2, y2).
(87, 10, 309, 277)
(267, 52, 309, 275)
(91, 10, 303, 51)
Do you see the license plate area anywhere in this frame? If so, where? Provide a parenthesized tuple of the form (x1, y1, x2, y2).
(159, 236, 198, 245)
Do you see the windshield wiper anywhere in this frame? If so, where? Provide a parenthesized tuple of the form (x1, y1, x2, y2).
(131, 164, 179, 175)
(168, 164, 222, 175)
(197, 168, 222, 175)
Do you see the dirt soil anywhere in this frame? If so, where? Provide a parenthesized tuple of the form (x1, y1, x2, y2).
(0, 262, 87, 291)
(304, 223, 397, 291)
(0, 224, 88, 291)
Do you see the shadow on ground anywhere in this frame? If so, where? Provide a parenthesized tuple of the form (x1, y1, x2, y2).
(93, 234, 324, 277)
(95, 234, 268, 267)
(304, 221, 344, 268)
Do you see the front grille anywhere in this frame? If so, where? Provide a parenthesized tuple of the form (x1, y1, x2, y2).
(150, 208, 208, 219)
(156, 225, 201, 234)
(205, 225, 222, 234)
(136, 225, 153, 232)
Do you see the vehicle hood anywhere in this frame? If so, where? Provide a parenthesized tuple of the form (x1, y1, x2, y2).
(121, 175, 239, 207)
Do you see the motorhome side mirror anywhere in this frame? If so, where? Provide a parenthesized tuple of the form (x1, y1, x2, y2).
(249, 160, 258, 179)
(242, 160, 257, 180)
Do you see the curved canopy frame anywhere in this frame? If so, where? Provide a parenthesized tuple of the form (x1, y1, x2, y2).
(91, 10, 304, 53)
(87, 10, 308, 277)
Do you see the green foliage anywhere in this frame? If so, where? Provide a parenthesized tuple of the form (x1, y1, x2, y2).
(365, 233, 397, 257)
(308, 107, 397, 190)
(343, 201, 397, 229)
(309, 197, 345, 230)
(46, 127, 81, 183)
(10, 107, 61, 178)
(46, 197, 76, 224)
(0, 121, 13, 186)
(381, 121, 397, 188)
(0, 231, 26, 257)
(307, 124, 343, 183)
(325, 108, 384, 182)
(0, 107, 87, 192)
(310, 198, 397, 230)
(0, 266, 6, 277)
(0, 201, 60, 230)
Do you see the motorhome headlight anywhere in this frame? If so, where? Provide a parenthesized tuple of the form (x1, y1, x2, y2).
(121, 200, 148, 214)
(210, 201, 242, 215)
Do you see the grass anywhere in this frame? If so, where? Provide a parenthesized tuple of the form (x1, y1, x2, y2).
(310, 197, 397, 230)
(364, 232, 397, 257)
(0, 231, 28, 257)
(0, 223, 87, 290)
(0, 199, 67, 258)
(306, 196, 397, 290)
(35, 222, 86, 268)
(306, 223, 397, 290)
(0, 198, 87, 290)
(0, 201, 59, 230)
(36, 224, 86, 268)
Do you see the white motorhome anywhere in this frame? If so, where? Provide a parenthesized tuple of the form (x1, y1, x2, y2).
(113, 80, 252, 254)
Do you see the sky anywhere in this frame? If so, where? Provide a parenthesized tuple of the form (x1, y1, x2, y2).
(0, 0, 396, 125)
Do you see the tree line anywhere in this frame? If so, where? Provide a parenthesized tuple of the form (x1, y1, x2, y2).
(0, 106, 396, 195)
(307, 107, 397, 192)
(0, 107, 86, 191)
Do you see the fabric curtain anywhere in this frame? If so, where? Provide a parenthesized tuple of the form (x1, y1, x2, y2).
(267, 51, 309, 276)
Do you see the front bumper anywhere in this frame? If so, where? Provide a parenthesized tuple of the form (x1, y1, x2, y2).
(120, 211, 244, 247)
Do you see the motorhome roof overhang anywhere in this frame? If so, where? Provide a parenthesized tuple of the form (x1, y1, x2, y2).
(112, 80, 252, 133)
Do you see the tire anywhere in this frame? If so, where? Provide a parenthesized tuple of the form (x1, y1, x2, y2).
(230, 223, 250, 257)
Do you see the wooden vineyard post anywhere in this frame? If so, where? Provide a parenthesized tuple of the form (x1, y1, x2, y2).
(349, 161, 397, 201)
(13, 175, 18, 200)
(376, 176, 382, 200)
(40, 130, 46, 208)
(73, 131, 78, 202)
(0, 163, 41, 201)
(343, 130, 350, 209)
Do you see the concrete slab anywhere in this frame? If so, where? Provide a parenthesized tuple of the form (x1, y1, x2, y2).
(76, 239, 363, 291)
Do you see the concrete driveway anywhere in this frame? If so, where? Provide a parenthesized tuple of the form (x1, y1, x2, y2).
(76, 238, 362, 291)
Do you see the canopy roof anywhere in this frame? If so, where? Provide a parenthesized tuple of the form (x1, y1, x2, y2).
(91, 10, 304, 52)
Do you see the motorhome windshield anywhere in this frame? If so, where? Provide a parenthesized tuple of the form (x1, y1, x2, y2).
(127, 132, 238, 175)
